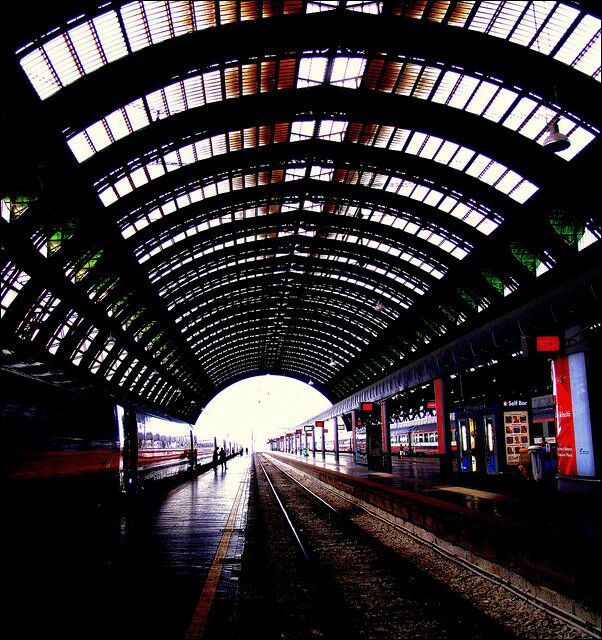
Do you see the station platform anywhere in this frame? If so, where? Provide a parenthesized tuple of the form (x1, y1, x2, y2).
(272, 450, 601, 621)
(6, 453, 253, 640)
(284, 450, 600, 522)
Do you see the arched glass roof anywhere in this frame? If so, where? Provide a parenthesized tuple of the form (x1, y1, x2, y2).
(2, 0, 600, 422)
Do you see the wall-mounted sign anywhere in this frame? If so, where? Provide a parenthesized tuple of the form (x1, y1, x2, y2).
(503, 410, 530, 465)
(503, 399, 528, 408)
(536, 336, 561, 352)
(315, 420, 324, 428)
(553, 353, 595, 477)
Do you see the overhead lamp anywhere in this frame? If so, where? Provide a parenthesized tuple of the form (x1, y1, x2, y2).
(106, 333, 116, 347)
(374, 301, 385, 312)
(543, 117, 570, 153)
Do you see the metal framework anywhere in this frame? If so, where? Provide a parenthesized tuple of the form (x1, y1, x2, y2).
(1, 1, 600, 422)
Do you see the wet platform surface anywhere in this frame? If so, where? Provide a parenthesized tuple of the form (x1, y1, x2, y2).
(6, 454, 252, 640)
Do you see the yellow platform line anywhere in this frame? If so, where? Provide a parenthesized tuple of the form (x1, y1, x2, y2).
(185, 468, 249, 640)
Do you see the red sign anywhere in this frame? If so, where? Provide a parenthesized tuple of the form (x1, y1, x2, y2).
(295, 429, 302, 434)
(323, 429, 328, 433)
(553, 356, 577, 476)
(315, 421, 324, 427)
(361, 403, 373, 411)
(536, 336, 560, 352)
(426, 401, 437, 409)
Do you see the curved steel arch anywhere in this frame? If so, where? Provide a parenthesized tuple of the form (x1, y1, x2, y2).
(1, 1, 599, 422)
(36, 5, 600, 128)
(92, 90, 556, 206)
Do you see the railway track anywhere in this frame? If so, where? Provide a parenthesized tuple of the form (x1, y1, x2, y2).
(248, 453, 599, 640)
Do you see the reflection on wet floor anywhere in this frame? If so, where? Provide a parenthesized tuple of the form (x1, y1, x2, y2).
(118, 455, 252, 639)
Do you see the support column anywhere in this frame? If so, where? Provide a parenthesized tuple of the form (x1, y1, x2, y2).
(381, 401, 392, 473)
(333, 416, 340, 462)
(315, 420, 326, 460)
(312, 426, 316, 457)
(319, 421, 326, 460)
(435, 377, 453, 480)
(189, 427, 197, 470)
(351, 410, 357, 463)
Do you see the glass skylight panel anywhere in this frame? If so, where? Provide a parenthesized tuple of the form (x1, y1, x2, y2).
(555, 126, 596, 161)
(432, 71, 467, 107)
(330, 57, 367, 88)
(464, 81, 499, 116)
(19, 48, 61, 100)
(67, 132, 95, 163)
(1, 265, 31, 318)
(318, 119, 348, 141)
(554, 14, 601, 79)
(502, 96, 539, 132)
(531, 4, 581, 56)
(578, 227, 601, 251)
(291, 119, 316, 141)
(481, 87, 519, 123)
(475, 218, 498, 236)
(517, 104, 556, 139)
(417, 135, 444, 160)
(285, 167, 306, 181)
(507, 179, 539, 204)
(297, 57, 328, 87)
(19, 10, 128, 100)
(43, 36, 82, 87)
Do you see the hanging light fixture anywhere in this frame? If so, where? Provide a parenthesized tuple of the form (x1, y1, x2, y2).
(374, 301, 385, 312)
(543, 116, 570, 153)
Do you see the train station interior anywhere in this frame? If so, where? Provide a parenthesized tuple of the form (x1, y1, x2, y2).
(1, 1, 600, 639)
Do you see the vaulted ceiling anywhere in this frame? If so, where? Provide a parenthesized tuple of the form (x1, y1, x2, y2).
(1, 1, 600, 423)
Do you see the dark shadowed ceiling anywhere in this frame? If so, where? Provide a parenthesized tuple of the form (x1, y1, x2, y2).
(1, 1, 600, 423)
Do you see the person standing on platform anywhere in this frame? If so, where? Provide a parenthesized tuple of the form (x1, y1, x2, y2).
(219, 447, 227, 470)
(212, 445, 219, 471)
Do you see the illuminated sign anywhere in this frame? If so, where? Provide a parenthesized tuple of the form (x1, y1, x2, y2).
(503, 399, 528, 407)
(536, 336, 561, 352)
(361, 403, 374, 411)
(304, 425, 313, 432)
(295, 429, 302, 434)
(315, 421, 324, 428)
(426, 401, 437, 409)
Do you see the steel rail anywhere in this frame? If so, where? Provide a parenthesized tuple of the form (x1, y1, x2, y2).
(258, 458, 311, 564)
(266, 454, 601, 640)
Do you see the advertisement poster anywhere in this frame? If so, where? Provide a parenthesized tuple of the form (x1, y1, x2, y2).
(504, 410, 530, 465)
(553, 353, 595, 477)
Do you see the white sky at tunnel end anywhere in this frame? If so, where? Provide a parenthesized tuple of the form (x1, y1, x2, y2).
(194, 375, 332, 451)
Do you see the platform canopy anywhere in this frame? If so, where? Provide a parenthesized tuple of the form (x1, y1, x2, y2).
(1, 1, 600, 422)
